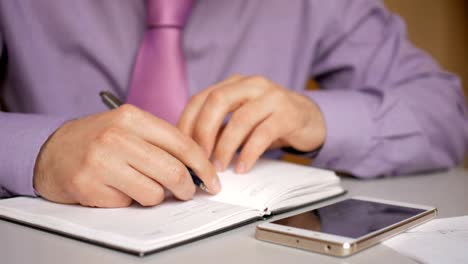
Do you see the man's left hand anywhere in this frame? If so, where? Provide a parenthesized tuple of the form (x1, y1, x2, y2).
(178, 74, 326, 173)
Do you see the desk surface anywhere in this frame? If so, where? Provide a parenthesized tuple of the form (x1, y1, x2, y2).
(1, 167, 467, 264)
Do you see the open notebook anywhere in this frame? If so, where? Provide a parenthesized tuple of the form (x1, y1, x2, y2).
(0, 159, 344, 256)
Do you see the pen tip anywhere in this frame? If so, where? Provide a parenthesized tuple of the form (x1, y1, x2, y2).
(200, 183, 209, 193)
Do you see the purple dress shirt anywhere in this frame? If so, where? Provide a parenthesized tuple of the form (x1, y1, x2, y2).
(0, 0, 467, 198)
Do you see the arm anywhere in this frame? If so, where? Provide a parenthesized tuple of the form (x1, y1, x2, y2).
(1, 107, 222, 204)
(0, 44, 221, 204)
(305, 0, 468, 177)
(177, 0, 467, 178)
(0, 30, 67, 198)
(0, 26, 65, 197)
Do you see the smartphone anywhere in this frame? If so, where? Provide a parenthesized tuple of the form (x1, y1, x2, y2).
(255, 196, 437, 257)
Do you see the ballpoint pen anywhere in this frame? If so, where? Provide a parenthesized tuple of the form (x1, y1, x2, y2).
(99, 91, 209, 192)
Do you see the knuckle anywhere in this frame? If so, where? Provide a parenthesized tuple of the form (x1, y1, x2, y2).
(83, 155, 101, 172)
(91, 192, 132, 208)
(167, 164, 188, 186)
(114, 104, 140, 127)
(108, 196, 133, 208)
(247, 75, 270, 86)
(177, 135, 197, 154)
(96, 127, 123, 145)
(138, 146, 154, 164)
(206, 90, 226, 105)
(119, 103, 139, 114)
(120, 197, 133, 207)
(249, 135, 269, 150)
(230, 111, 250, 128)
(68, 173, 91, 197)
(83, 143, 104, 167)
(179, 184, 196, 201)
(140, 186, 165, 207)
(190, 92, 206, 104)
(270, 89, 288, 102)
(69, 172, 84, 187)
(193, 126, 210, 143)
(259, 124, 276, 139)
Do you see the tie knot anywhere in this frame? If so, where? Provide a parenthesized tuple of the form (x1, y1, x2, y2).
(146, 0, 194, 28)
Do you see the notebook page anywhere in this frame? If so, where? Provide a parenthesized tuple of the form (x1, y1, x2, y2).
(0, 196, 260, 253)
(268, 185, 344, 212)
(265, 179, 342, 210)
(207, 159, 341, 211)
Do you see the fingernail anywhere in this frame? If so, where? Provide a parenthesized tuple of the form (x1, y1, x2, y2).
(213, 159, 224, 172)
(236, 161, 246, 174)
(211, 176, 222, 194)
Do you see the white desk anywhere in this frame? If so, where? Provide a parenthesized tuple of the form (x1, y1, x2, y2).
(1, 168, 467, 264)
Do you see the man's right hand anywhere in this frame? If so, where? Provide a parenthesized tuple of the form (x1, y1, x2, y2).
(33, 104, 221, 208)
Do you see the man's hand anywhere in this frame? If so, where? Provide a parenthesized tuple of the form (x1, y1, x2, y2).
(34, 104, 221, 208)
(178, 74, 326, 173)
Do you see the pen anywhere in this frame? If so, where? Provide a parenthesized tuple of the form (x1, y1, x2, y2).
(99, 91, 209, 193)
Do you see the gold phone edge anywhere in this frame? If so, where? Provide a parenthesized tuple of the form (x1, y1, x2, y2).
(255, 208, 437, 257)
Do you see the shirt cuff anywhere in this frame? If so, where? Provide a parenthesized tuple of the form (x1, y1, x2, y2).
(281, 146, 322, 159)
(0, 113, 68, 197)
(301, 89, 376, 176)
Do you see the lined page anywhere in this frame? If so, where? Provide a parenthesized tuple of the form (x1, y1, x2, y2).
(207, 159, 341, 211)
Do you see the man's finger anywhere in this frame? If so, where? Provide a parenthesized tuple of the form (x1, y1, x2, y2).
(121, 135, 196, 201)
(177, 74, 244, 137)
(192, 78, 268, 157)
(105, 165, 167, 207)
(77, 184, 132, 208)
(212, 94, 275, 171)
(117, 107, 221, 194)
(236, 114, 286, 173)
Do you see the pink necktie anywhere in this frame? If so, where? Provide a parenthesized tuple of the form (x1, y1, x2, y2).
(127, 0, 193, 124)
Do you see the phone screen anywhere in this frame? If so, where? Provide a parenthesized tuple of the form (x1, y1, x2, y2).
(272, 199, 426, 239)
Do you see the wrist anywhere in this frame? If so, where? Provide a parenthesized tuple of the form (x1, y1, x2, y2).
(33, 120, 70, 200)
(286, 93, 326, 152)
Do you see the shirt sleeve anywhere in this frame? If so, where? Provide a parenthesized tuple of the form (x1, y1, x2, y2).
(303, 0, 468, 178)
(0, 113, 67, 198)
(0, 25, 70, 198)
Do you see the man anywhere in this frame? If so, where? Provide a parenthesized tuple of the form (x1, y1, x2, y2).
(0, 0, 466, 207)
